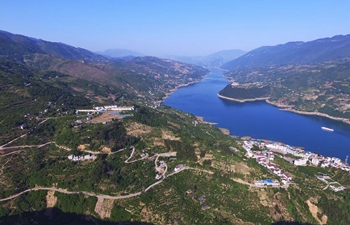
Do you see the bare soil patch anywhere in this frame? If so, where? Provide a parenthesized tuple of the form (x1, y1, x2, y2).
(233, 163, 250, 175)
(89, 113, 121, 124)
(161, 130, 179, 141)
(125, 122, 153, 137)
(45, 190, 57, 216)
(101, 146, 111, 154)
(306, 199, 328, 225)
(46, 190, 57, 208)
(219, 127, 230, 135)
(94, 197, 115, 219)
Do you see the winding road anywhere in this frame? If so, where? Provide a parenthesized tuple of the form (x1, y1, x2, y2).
(0, 125, 256, 203)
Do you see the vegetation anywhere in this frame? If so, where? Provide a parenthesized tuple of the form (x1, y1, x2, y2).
(219, 83, 270, 99)
(222, 34, 350, 70)
(1, 30, 350, 225)
(223, 59, 350, 120)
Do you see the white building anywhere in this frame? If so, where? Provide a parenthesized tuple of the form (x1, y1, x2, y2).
(311, 158, 319, 166)
(266, 143, 288, 154)
(68, 154, 96, 161)
(174, 164, 185, 172)
(294, 158, 308, 166)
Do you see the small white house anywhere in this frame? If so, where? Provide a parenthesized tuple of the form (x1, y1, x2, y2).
(294, 158, 308, 166)
(311, 158, 319, 166)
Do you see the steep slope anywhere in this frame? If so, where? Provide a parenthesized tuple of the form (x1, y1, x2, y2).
(0, 30, 107, 63)
(222, 34, 350, 69)
(0, 30, 209, 104)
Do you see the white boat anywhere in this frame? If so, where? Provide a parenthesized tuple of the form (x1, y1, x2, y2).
(321, 127, 334, 132)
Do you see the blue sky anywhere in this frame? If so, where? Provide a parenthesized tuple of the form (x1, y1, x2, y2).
(1, 1, 349, 56)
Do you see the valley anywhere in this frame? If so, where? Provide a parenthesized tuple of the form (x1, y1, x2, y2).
(1, 29, 350, 225)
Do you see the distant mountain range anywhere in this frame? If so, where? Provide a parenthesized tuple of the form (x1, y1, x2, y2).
(0, 30, 208, 104)
(221, 33, 350, 121)
(97, 48, 145, 58)
(222, 34, 350, 70)
(164, 49, 246, 68)
(97, 49, 246, 67)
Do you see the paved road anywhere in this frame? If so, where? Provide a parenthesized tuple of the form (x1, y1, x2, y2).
(0, 167, 189, 202)
(0, 166, 201, 202)
(0, 134, 27, 149)
(0, 163, 260, 203)
(124, 147, 135, 163)
(0, 126, 262, 204)
(0, 142, 53, 157)
(0, 150, 22, 157)
(0, 118, 51, 150)
(0, 156, 13, 177)
(0, 187, 143, 202)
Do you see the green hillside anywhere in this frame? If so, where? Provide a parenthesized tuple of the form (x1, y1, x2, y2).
(223, 59, 350, 120)
(222, 34, 350, 70)
(1, 30, 350, 225)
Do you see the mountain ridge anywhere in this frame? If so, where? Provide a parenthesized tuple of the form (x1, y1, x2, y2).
(164, 49, 246, 67)
(222, 34, 350, 69)
(0, 30, 107, 63)
(97, 48, 145, 58)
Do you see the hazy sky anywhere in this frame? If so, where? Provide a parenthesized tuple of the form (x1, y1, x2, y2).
(1, 1, 349, 56)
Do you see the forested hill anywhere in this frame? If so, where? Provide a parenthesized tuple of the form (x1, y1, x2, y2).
(222, 34, 350, 69)
(0, 30, 107, 63)
(220, 33, 350, 120)
(0, 30, 209, 103)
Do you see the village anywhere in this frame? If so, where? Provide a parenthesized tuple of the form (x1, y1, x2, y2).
(242, 139, 349, 191)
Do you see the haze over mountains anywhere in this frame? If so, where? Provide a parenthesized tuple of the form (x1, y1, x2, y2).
(222, 34, 350, 70)
(98, 48, 246, 68)
(97, 48, 145, 58)
(163, 49, 246, 68)
(3, 29, 350, 225)
(0, 29, 208, 106)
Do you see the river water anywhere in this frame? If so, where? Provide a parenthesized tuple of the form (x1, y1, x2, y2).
(163, 69, 350, 160)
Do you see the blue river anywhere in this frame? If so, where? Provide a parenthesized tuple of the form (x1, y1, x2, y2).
(163, 69, 350, 160)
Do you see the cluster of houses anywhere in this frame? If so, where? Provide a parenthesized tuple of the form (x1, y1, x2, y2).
(254, 179, 280, 187)
(67, 154, 96, 162)
(243, 141, 292, 185)
(243, 139, 350, 171)
(243, 139, 349, 190)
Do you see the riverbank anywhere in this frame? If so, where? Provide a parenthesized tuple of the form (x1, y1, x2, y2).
(159, 72, 210, 105)
(217, 93, 269, 103)
(218, 93, 350, 125)
(164, 69, 350, 159)
(266, 100, 350, 125)
(196, 116, 218, 125)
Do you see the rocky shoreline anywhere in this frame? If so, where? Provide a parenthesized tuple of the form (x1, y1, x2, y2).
(217, 93, 269, 103)
(265, 100, 350, 125)
(218, 94, 350, 125)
